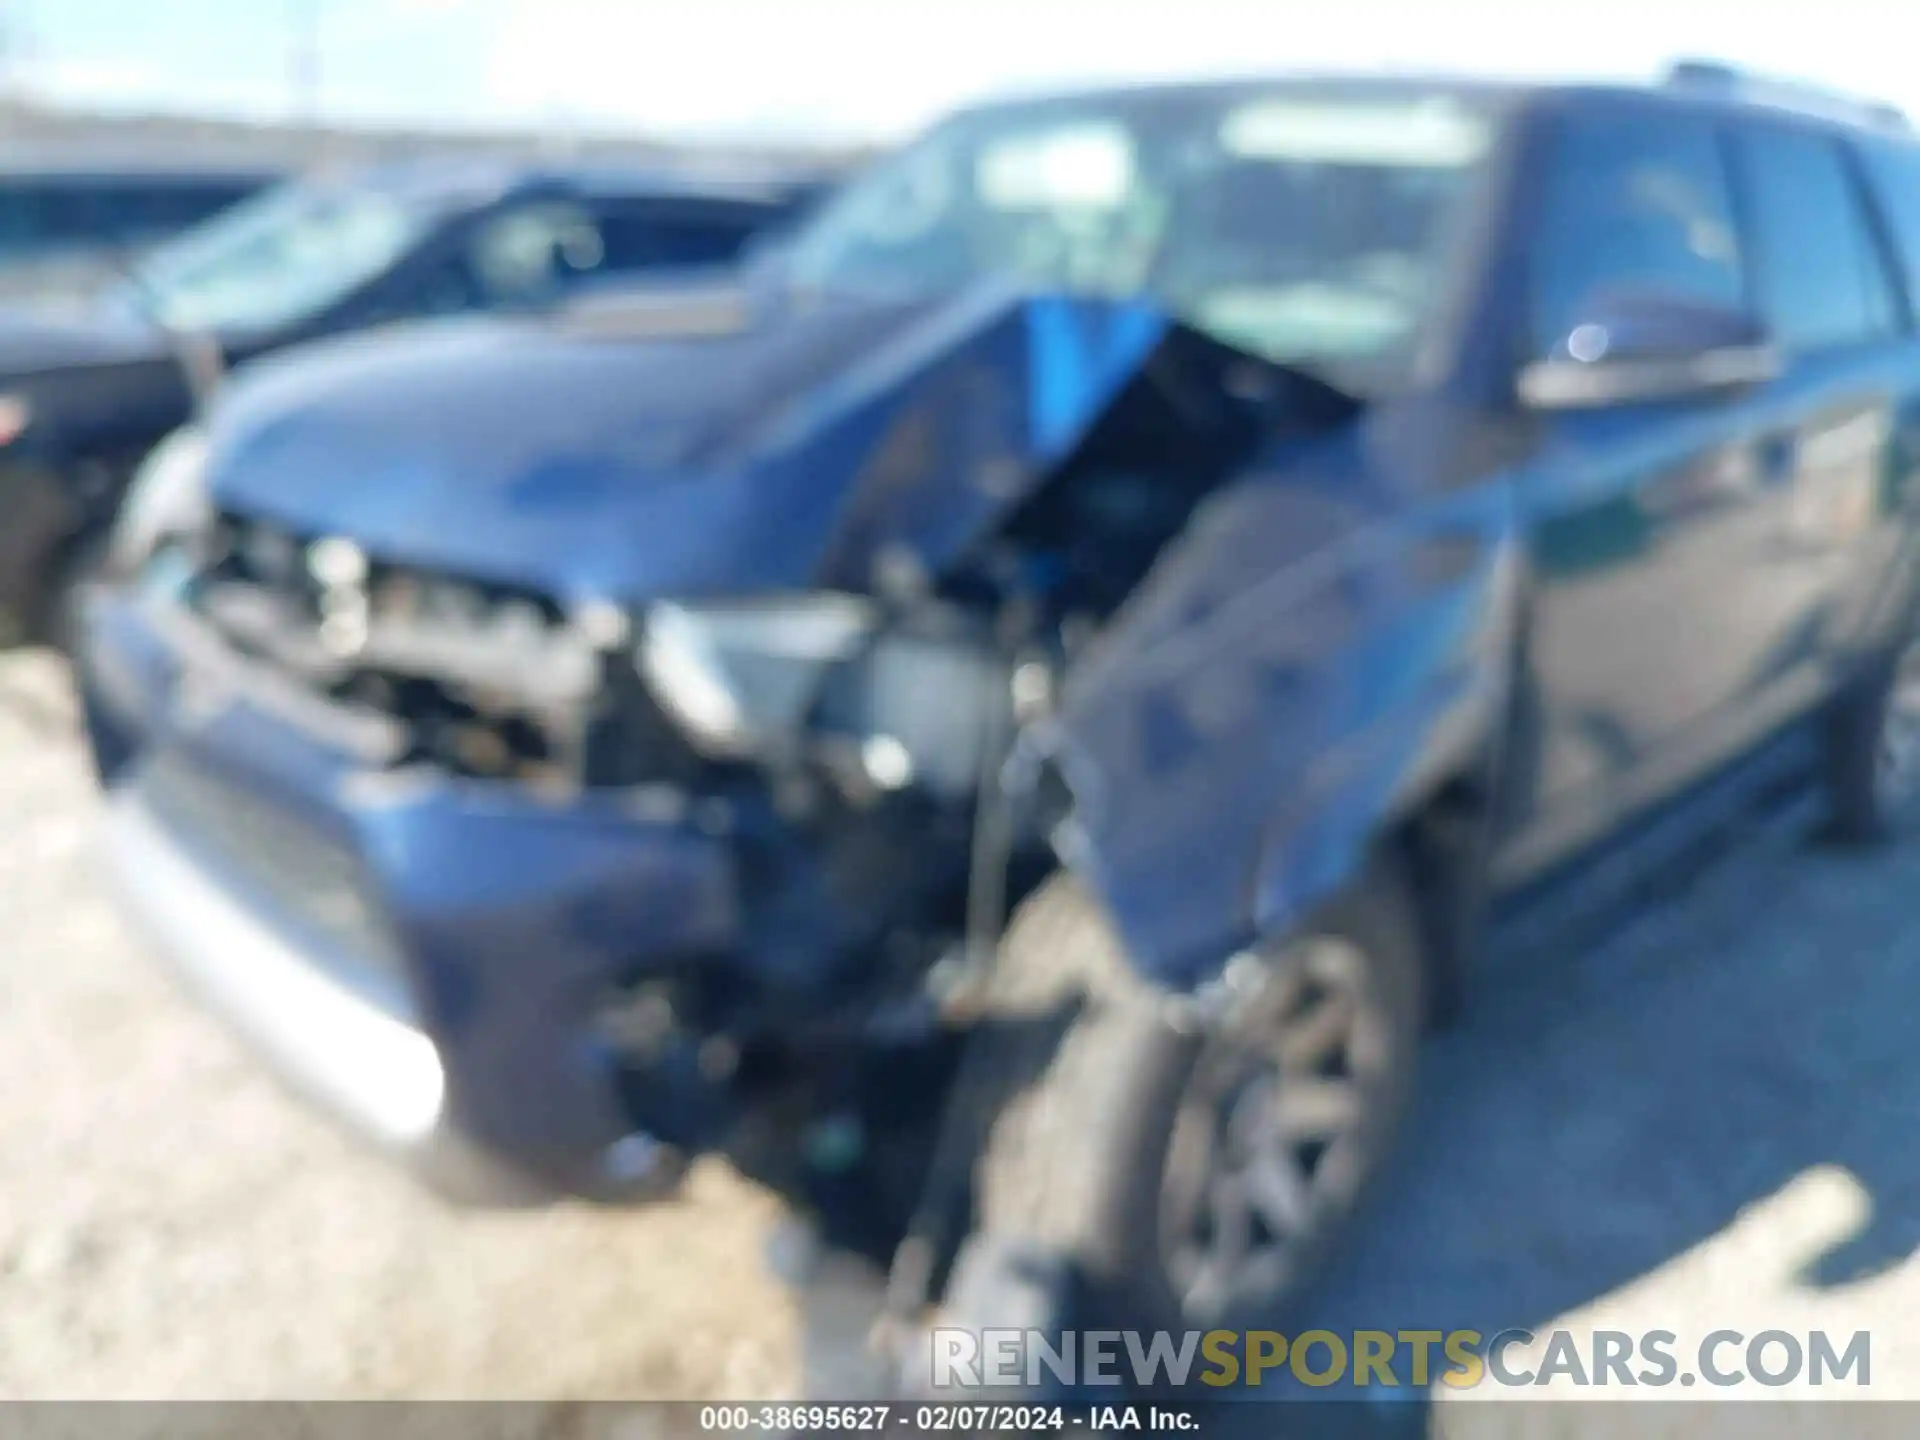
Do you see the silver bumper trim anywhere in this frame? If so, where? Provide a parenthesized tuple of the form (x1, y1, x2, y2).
(103, 789, 446, 1149)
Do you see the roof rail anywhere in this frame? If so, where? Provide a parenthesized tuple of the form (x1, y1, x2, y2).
(1663, 59, 1911, 132)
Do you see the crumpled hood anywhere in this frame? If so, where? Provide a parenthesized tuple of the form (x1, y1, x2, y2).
(205, 282, 1179, 603)
(204, 280, 1277, 603)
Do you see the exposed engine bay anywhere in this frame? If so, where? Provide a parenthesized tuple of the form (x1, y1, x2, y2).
(186, 521, 627, 789)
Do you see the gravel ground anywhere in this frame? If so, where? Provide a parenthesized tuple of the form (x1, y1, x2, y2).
(7, 642, 1920, 1423)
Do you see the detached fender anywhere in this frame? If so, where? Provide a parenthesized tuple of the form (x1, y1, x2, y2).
(1037, 438, 1524, 993)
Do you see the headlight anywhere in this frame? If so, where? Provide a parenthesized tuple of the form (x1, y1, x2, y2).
(638, 592, 1015, 801)
(637, 595, 877, 758)
(110, 425, 210, 572)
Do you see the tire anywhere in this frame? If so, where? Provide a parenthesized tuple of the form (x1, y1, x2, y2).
(1822, 630, 1920, 845)
(967, 864, 1425, 1336)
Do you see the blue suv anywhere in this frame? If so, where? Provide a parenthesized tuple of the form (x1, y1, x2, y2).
(78, 62, 1920, 1341)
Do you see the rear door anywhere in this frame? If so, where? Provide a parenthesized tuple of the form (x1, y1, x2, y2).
(1822, 135, 1920, 659)
(1722, 119, 1910, 691)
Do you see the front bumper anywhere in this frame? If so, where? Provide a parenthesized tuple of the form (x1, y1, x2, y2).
(82, 586, 744, 1205)
(102, 787, 516, 1196)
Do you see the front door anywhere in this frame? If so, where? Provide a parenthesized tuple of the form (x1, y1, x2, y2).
(1505, 104, 1912, 879)
(1504, 101, 1803, 876)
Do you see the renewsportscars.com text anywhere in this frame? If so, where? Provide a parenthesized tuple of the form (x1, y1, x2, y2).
(931, 1327, 1872, 1390)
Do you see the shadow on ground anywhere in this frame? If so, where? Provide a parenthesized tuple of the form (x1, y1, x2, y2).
(1219, 813, 1920, 1435)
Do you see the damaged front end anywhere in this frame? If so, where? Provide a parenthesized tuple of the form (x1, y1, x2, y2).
(93, 286, 1373, 1244)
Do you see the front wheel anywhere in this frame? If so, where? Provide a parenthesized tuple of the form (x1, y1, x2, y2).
(967, 865, 1424, 1335)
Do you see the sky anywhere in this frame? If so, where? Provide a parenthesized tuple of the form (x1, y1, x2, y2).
(1, 0, 1909, 145)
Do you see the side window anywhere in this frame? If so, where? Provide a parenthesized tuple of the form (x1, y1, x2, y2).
(1730, 125, 1898, 353)
(1529, 108, 1743, 357)
(90, 185, 157, 239)
(594, 203, 763, 273)
(1850, 138, 1920, 325)
(396, 202, 612, 319)
(127, 182, 251, 233)
(31, 186, 100, 246)
(107, 184, 186, 235)
(453, 203, 602, 311)
(198, 182, 265, 224)
(0, 184, 41, 255)
(149, 182, 260, 232)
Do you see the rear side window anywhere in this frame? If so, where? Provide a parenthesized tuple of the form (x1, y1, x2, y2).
(86, 184, 177, 236)
(595, 202, 765, 271)
(1729, 125, 1899, 352)
(110, 182, 255, 233)
(1856, 138, 1920, 314)
(644, 217, 762, 266)
(464, 200, 608, 304)
(9, 184, 100, 246)
(0, 179, 258, 256)
(1529, 107, 1744, 357)
(0, 183, 45, 254)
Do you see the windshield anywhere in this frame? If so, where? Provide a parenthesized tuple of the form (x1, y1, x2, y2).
(783, 86, 1499, 380)
(126, 179, 433, 333)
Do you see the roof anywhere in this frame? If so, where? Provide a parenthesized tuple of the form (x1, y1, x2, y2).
(948, 65, 1907, 140)
(943, 73, 1527, 123)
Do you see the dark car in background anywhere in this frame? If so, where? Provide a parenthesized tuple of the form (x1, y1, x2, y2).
(0, 158, 276, 296)
(79, 60, 1920, 1367)
(0, 157, 826, 647)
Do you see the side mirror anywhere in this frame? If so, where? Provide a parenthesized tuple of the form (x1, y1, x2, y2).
(1518, 292, 1780, 410)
